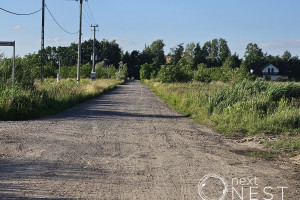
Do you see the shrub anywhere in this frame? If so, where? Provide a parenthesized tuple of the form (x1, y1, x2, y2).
(157, 64, 182, 83)
(61, 65, 77, 78)
(140, 63, 153, 80)
(115, 62, 128, 80)
(193, 63, 211, 82)
(81, 63, 92, 78)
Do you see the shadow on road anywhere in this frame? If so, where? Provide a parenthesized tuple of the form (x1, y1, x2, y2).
(0, 158, 109, 199)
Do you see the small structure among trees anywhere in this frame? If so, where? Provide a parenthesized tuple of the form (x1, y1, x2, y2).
(250, 63, 288, 81)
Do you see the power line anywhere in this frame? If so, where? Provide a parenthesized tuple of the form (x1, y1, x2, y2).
(0, 7, 42, 15)
(45, 5, 78, 35)
(86, 2, 97, 25)
(76, 1, 92, 26)
(82, 10, 92, 25)
(83, 4, 93, 24)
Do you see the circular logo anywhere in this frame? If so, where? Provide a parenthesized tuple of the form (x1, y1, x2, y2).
(198, 173, 228, 200)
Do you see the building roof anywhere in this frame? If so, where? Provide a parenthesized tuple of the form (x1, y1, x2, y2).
(250, 62, 288, 76)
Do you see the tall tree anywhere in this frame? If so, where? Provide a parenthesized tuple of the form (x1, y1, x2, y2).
(169, 43, 184, 65)
(209, 39, 219, 66)
(97, 39, 122, 68)
(282, 50, 291, 62)
(150, 39, 166, 70)
(219, 38, 231, 64)
(244, 43, 265, 69)
(140, 45, 153, 65)
(185, 42, 195, 58)
(193, 43, 206, 69)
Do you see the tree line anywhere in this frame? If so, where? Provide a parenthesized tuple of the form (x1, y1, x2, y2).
(140, 39, 300, 82)
(1, 38, 300, 89)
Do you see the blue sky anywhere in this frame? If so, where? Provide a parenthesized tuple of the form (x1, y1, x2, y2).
(1, 0, 300, 58)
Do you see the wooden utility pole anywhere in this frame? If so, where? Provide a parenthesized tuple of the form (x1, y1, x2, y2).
(41, 0, 45, 84)
(77, 0, 83, 83)
(91, 24, 98, 81)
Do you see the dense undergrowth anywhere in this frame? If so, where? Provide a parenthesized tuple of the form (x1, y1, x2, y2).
(0, 79, 122, 120)
(144, 80, 300, 152)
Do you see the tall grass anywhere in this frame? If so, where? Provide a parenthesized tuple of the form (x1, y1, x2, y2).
(0, 79, 122, 120)
(145, 80, 300, 136)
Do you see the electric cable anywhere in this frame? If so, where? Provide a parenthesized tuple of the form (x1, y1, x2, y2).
(83, 4, 93, 25)
(86, 2, 96, 25)
(0, 7, 42, 16)
(45, 5, 79, 35)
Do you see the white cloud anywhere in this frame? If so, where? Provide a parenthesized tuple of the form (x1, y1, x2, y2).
(13, 25, 22, 30)
(46, 37, 68, 46)
(260, 40, 300, 49)
(113, 38, 137, 47)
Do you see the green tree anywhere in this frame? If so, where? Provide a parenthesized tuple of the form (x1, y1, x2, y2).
(122, 50, 141, 79)
(193, 43, 206, 69)
(95, 61, 106, 79)
(202, 38, 231, 67)
(282, 50, 291, 62)
(81, 63, 92, 78)
(193, 63, 211, 82)
(22, 53, 41, 79)
(219, 38, 231, 64)
(140, 63, 154, 80)
(57, 44, 77, 66)
(169, 43, 184, 65)
(150, 39, 166, 71)
(185, 42, 196, 59)
(244, 43, 265, 69)
(157, 64, 182, 83)
(98, 40, 122, 68)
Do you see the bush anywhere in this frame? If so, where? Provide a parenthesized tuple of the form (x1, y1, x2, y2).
(157, 64, 182, 83)
(0, 57, 35, 90)
(140, 63, 153, 80)
(81, 63, 92, 78)
(61, 65, 77, 78)
(115, 62, 128, 80)
(94, 62, 117, 79)
(193, 63, 211, 82)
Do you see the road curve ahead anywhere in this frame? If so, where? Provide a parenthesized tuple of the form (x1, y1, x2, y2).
(0, 81, 299, 199)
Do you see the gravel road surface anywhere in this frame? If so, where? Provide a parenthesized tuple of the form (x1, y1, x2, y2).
(0, 81, 299, 199)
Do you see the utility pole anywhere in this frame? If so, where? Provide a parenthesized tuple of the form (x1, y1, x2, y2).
(77, 0, 83, 83)
(57, 58, 61, 82)
(41, 0, 45, 84)
(91, 24, 98, 81)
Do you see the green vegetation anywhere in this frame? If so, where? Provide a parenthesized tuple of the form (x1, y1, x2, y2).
(0, 79, 122, 120)
(266, 139, 300, 154)
(144, 80, 300, 137)
(139, 38, 300, 154)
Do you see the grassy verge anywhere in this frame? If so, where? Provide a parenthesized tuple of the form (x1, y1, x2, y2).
(0, 79, 122, 120)
(144, 79, 300, 154)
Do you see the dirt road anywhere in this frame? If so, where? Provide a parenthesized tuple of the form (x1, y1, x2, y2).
(0, 81, 299, 199)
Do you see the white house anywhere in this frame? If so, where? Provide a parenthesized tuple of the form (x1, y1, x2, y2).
(261, 64, 282, 81)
